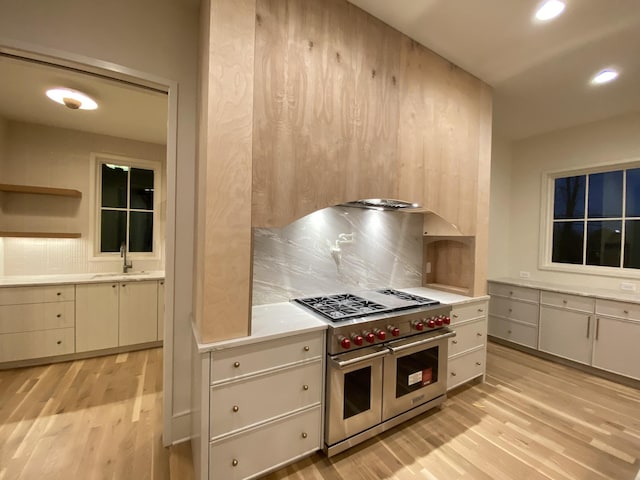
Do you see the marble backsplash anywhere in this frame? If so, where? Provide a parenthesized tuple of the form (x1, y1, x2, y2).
(252, 206, 424, 305)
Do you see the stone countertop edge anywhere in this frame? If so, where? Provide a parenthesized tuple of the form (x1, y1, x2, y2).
(489, 277, 640, 304)
(0, 271, 166, 287)
(195, 287, 487, 353)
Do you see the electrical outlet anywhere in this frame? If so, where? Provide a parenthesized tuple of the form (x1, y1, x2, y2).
(620, 282, 636, 292)
(519, 271, 531, 279)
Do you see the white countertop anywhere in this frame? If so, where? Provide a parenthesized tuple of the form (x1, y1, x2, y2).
(195, 287, 487, 353)
(0, 271, 165, 287)
(489, 277, 640, 304)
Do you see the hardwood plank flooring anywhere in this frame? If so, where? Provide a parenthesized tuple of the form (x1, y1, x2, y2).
(262, 342, 640, 480)
(0, 348, 169, 480)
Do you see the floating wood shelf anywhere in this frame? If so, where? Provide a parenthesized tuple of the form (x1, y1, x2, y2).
(0, 183, 82, 198)
(0, 231, 82, 239)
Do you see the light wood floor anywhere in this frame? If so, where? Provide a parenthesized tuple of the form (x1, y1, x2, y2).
(262, 342, 640, 480)
(2, 343, 639, 480)
(0, 347, 169, 480)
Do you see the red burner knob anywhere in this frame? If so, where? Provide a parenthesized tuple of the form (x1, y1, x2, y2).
(413, 321, 424, 331)
(387, 325, 400, 337)
(427, 319, 436, 328)
(364, 332, 375, 343)
(443, 316, 451, 325)
(435, 317, 443, 326)
(351, 334, 364, 346)
(374, 329, 386, 341)
(339, 336, 351, 350)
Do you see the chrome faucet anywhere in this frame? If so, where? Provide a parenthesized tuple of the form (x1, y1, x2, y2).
(120, 241, 133, 273)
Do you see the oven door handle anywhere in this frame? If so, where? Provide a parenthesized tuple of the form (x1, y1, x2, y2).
(387, 330, 456, 354)
(329, 348, 389, 369)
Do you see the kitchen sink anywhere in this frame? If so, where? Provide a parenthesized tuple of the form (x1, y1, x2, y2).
(91, 271, 151, 279)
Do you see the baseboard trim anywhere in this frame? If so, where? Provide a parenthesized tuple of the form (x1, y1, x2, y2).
(169, 410, 191, 445)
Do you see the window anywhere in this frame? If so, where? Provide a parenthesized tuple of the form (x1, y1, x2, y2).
(549, 165, 640, 272)
(96, 155, 160, 256)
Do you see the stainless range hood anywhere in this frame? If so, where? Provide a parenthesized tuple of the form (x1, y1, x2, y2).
(340, 198, 421, 211)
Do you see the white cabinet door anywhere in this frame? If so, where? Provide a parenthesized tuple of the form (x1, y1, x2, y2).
(539, 306, 593, 364)
(119, 281, 158, 346)
(76, 283, 119, 352)
(157, 280, 165, 341)
(592, 317, 640, 380)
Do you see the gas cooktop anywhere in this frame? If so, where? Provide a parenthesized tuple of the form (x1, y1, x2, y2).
(293, 288, 440, 322)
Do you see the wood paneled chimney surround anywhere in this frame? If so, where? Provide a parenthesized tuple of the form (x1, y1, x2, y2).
(195, 0, 492, 343)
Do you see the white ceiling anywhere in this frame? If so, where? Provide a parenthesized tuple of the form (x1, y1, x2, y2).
(348, 0, 640, 140)
(0, 55, 167, 145)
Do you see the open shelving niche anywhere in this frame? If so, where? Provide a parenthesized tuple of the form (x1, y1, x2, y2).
(420, 210, 476, 297)
(0, 183, 83, 238)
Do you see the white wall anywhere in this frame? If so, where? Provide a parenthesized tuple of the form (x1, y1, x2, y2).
(1, 121, 165, 275)
(488, 132, 512, 279)
(0, 0, 198, 443)
(503, 111, 640, 292)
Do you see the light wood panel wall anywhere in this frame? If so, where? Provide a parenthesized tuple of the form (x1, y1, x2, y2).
(193, 0, 255, 343)
(253, 0, 401, 228)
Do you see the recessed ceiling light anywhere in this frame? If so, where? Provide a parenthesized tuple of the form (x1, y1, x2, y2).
(46, 88, 98, 110)
(535, 0, 566, 21)
(591, 69, 619, 84)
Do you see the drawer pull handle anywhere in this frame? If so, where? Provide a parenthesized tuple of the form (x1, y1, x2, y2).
(476, 362, 482, 366)
(57, 292, 62, 296)
(563, 300, 568, 304)
(478, 308, 484, 313)
(303, 384, 309, 391)
(232, 405, 239, 412)
(509, 291, 513, 295)
(122, 284, 126, 288)
(57, 314, 62, 318)
(233, 362, 240, 368)
(232, 459, 239, 467)
(508, 308, 513, 313)
(453, 314, 459, 318)
(57, 340, 62, 345)
(301, 432, 308, 439)
(451, 371, 457, 377)
(452, 340, 458, 344)
(508, 329, 512, 334)
(476, 332, 482, 337)
(624, 310, 629, 314)
(304, 345, 310, 352)
(112, 284, 117, 288)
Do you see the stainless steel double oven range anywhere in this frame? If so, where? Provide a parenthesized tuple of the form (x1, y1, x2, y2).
(294, 288, 456, 456)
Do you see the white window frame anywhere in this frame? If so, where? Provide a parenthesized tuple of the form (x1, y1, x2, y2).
(539, 157, 640, 279)
(90, 153, 162, 261)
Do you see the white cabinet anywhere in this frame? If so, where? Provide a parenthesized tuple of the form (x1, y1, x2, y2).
(592, 300, 640, 380)
(0, 285, 75, 362)
(447, 299, 487, 390)
(75, 283, 119, 352)
(204, 331, 325, 480)
(488, 283, 539, 348)
(119, 281, 158, 346)
(539, 291, 595, 365)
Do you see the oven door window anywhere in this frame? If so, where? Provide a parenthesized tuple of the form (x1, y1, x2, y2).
(395, 346, 439, 398)
(344, 366, 372, 419)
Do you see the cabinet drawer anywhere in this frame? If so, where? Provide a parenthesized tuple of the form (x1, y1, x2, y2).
(0, 285, 74, 306)
(449, 319, 486, 357)
(488, 283, 539, 302)
(0, 301, 74, 334)
(210, 406, 321, 480)
(447, 348, 485, 390)
(0, 327, 74, 362)
(211, 332, 323, 384)
(595, 299, 640, 321)
(490, 297, 539, 325)
(488, 316, 538, 348)
(450, 301, 487, 325)
(210, 360, 322, 439)
(540, 291, 594, 313)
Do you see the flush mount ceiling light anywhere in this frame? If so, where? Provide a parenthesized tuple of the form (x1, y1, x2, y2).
(535, 0, 566, 21)
(591, 69, 619, 84)
(46, 88, 98, 110)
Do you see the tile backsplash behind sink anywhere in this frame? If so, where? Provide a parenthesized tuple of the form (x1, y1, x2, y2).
(252, 206, 424, 305)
